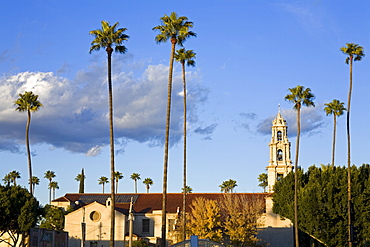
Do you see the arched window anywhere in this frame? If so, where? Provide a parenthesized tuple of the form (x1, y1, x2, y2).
(277, 131, 282, 141)
(277, 149, 283, 161)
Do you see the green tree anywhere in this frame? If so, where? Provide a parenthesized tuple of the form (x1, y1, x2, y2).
(324, 99, 346, 168)
(174, 47, 196, 241)
(2, 173, 12, 186)
(114, 171, 123, 193)
(258, 173, 268, 192)
(14, 91, 43, 195)
(98, 176, 109, 193)
(39, 204, 65, 231)
(285, 85, 315, 247)
(130, 173, 141, 193)
(0, 185, 41, 247)
(90, 20, 129, 247)
(49, 181, 59, 200)
(340, 43, 365, 246)
(153, 12, 196, 246)
(219, 179, 238, 193)
(188, 197, 222, 242)
(75, 168, 86, 193)
(44, 170, 56, 203)
(181, 185, 193, 193)
(29, 176, 40, 194)
(9, 171, 21, 185)
(143, 178, 154, 193)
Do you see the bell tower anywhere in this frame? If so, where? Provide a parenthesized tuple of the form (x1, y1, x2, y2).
(266, 107, 293, 192)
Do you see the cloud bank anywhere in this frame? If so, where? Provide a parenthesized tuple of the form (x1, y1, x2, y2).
(0, 61, 210, 156)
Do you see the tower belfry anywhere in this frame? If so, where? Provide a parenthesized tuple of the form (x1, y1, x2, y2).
(266, 108, 293, 192)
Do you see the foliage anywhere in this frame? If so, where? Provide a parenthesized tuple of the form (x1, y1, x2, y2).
(130, 173, 141, 193)
(0, 185, 41, 247)
(75, 168, 85, 193)
(181, 185, 193, 193)
(188, 197, 222, 242)
(219, 179, 238, 193)
(143, 178, 154, 193)
(132, 239, 149, 247)
(257, 173, 268, 192)
(98, 176, 109, 193)
(44, 170, 56, 203)
(114, 171, 123, 193)
(39, 205, 65, 231)
(273, 164, 370, 246)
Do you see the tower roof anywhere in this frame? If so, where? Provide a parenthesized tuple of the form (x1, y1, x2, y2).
(272, 112, 287, 127)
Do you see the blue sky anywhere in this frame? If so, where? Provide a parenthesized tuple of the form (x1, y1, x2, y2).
(1, 0, 370, 205)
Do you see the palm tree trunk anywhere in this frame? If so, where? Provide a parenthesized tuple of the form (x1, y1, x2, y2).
(26, 110, 33, 195)
(135, 180, 137, 193)
(106, 46, 116, 247)
(49, 179, 52, 204)
(181, 61, 187, 241)
(347, 57, 353, 247)
(331, 115, 337, 168)
(161, 38, 176, 247)
(294, 106, 301, 247)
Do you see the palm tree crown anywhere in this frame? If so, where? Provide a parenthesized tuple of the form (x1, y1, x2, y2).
(175, 48, 196, 66)
(44, 170, 56, 203)
(130, 173, 141, 193)
(114, 171, 124, 193)
(98, 176, 109, 193)
(284, 85, 315, 110)
(219, 179, 238, 193)
(340, 43, 365, 64)
(143, 178, 154, 193)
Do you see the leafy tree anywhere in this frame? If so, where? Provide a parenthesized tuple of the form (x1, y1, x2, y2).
(90, 20, 129, 247)
(14, 91, 43, 195)
(114, 171, 123, 193)
(181, 185, 193, 194)
(39, 204, 65, 231)
(75, 168, 86, 193)
(132, 239, 149, 247)
(98, 176, 109, 193)
(257, 173, 268, 192)
(143, 178, 153, 193)
(0, 185, 41, 247)
(9, 171, 21, 185)
(29, 176, 40, 194)
(153, 12, 196, 246)
(324, 99, 346, 168)
(2, 173, 12, 186)
(340, 43, 365, 246)
(130, 173, 141, 193)
(285, 85, 315, 247)
(49, 181, 59, 200)
(219, 179, 238, 193)
(219, 194, 265, 246)
(188, 197, 222, 242)
(44, 170, 56, 203)
(174, 47, 196, 241)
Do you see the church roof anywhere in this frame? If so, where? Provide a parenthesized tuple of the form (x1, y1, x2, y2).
(54, 193, 270, 215)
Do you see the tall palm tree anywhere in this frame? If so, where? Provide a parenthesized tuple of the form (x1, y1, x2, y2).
(49, 181, 59, 200)
(258, 173, 268, 192)
(285, 85, 315, 247)
(324, 99, 346, 168)
(114, 171, 123, 193)
(14, 91, 43, 195)
(340, 43, 364, 246)
(44, 170, 56, 203)
(153, 13, 196, 246)
(29, 176, 40, 194)
(143, 178, 154, 193)
(98, 176, 109, 193)
(130, 173, 141, 193)
(90, 21, 129, 247)
(174, 47, 196, 241)
(75, 168, 86, 193)
(9, 170, 21, 185)
(219, 179, 238, 193)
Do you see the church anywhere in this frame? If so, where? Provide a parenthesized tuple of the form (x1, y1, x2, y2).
(51, 110, 294, 247)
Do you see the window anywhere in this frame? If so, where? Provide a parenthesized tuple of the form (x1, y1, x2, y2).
(277, 149, 283, 161)
(277, 131, 282, 141)
(142, 219, 150, 233)
(89, 211, 101, 222)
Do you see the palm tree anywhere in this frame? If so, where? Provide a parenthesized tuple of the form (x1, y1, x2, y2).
(75, 168, 86, 193)
(219, 179, 238, 193)
(9, 170, 21, 185)
(143, 178, 154, 193)
(153, 13, 196, 246)
(174, 47, 196, 241)
(2, 174, 12, 186)
(130, 173, 141, 193)
(340, 43, 364, 246)
(14, 91, 43, 195)
(114, 171, 123, 193)
(90, 21, 129, 246)
(181, 185, 193, 193)
(324, 100, 346, 168)
(98, 176, 109, 193)
(44, 170, 56, 203)
(285, 85, 315, 247)
(29, 176, 40, 194)
(49, 181, 59, 200)
(258, 173, 268, 192)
